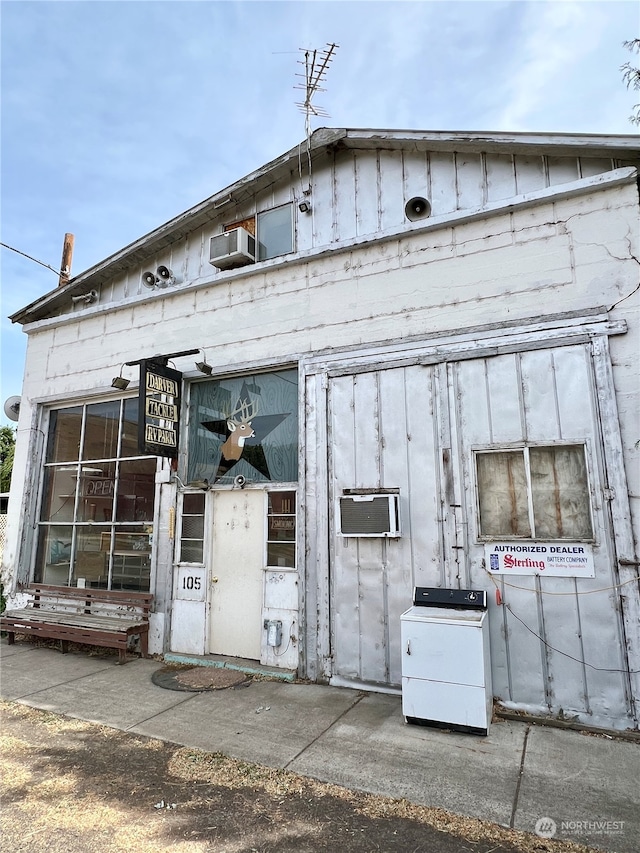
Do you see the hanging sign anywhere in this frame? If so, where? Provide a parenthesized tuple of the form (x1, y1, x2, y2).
(138, 360, 182, 457)
(485, 543, 595, 578)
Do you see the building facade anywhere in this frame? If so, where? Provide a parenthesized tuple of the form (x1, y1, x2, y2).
(3, 129, 639, 731)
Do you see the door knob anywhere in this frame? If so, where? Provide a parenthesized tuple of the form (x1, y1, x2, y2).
(211, 576, 218, 584)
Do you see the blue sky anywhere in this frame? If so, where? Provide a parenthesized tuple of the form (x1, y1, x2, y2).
(1, 0, 638, 425)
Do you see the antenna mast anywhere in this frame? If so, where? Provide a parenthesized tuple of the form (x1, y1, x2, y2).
(295, 42, 338, 140)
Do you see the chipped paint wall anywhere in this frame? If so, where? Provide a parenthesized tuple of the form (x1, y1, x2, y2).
(64, 149, 631, 310)
(3, 149, 638, 727)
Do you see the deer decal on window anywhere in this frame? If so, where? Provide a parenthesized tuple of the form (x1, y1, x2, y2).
(218, 396, 259, 474)
(200, 381, 290, 482)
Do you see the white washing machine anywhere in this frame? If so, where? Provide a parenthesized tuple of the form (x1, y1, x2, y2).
(401, 587, 492, 736)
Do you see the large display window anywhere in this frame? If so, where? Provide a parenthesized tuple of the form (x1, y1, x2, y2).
(35, 398, 157, 590)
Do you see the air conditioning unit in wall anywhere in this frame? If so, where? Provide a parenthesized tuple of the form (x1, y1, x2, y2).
(209, 227, 256, 270)
(339, 493, 401, 537)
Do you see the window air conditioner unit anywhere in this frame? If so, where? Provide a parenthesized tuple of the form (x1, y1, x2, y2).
(339, 493, 401, 538)
(209, 227, 256, 270)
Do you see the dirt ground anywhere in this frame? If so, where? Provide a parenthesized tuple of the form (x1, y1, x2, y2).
(0, 700, 600, 853)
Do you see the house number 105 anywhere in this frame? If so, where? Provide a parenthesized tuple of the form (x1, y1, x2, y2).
(182, 576, 201, 591)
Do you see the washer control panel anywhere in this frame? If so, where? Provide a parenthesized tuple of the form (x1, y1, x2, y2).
(413, 587, 488, 609)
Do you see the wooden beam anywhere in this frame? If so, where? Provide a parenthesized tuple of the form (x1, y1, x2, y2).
(58, 232, 74, 287)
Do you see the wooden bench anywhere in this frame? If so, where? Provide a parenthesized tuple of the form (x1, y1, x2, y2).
(0, 584, 153, 665)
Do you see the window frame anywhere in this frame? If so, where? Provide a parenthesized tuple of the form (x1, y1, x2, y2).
(34, 398, 159, 591)
(473, 442, 596, 543)
(266, 488, 297, 571)
(256, 203, 294, 262)
(176, 490, 207, 566)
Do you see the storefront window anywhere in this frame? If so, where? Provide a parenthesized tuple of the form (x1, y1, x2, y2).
(187, 368, 298, 486)
(35, 399, 157, 590)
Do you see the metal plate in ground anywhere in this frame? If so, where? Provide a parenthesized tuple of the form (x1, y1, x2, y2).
(151, 666, 249, 692)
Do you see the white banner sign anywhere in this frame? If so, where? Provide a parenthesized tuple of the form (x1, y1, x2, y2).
(485, 543, 595, 578)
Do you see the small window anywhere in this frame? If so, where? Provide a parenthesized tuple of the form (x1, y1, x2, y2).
(257, 204, 293, 261)
(267, 491, 296, 568)
(475, 444, 593, 540)
(179, 493, 205, 563)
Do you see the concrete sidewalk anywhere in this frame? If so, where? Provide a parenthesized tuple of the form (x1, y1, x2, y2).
(1, 639, 638, 853)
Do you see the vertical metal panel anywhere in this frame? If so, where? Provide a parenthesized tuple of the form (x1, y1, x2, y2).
(590, 336, 640, 722)
(329, 376, 361, 678)
(514, 154, 546, 194)
(354, 152, 380, 237)
(484, 354, 525, 444)
(312, 152, 335, 248)
(329, 366, 441, 687)
(378, 149, 405, 232)
(485, 153, 516, 203)
(357, 541, 387, 682)
(401, 151, 429, 211)
(520, 349, 561, 441)
(303, 373, 331, 681)
(379, 366, 440, 683)
(454, 345, 633, 725)
(579, 158, 615, 177)
(429, 152, 457, 217)
(454, 356, 545, 708)
(455, 153, 484, 210)
(333, 150, 357, 244)
(553, 347, 593, 440)
(547, 157, 579, 185)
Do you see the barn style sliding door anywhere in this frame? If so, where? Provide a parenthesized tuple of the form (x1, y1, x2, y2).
(318, 340, 635, 728)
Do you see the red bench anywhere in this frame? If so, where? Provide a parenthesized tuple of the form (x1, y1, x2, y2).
(1, 584, 153, 665)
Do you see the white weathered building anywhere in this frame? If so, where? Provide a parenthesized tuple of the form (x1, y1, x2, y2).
(3, 128, 640, 731)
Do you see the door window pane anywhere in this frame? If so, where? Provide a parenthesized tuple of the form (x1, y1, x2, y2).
(267, 491, 296, 568)
(179, 492, 205, 563)
(530, 446, 592, 539)
(476, 452, 531, 538)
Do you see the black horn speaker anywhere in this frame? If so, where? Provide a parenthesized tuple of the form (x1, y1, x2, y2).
(405, 196, 431, 221)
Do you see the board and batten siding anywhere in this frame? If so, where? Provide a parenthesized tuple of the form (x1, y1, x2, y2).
(312, 336, 636, 729)
(74, 148, 626, 308)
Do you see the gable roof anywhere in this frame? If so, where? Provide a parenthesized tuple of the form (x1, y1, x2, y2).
(10, 128, 639, 325)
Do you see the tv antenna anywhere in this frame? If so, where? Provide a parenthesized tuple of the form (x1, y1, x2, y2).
(295, 42, 338, 139)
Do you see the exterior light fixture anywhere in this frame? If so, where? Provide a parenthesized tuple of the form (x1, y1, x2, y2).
(111, 365, 130, 390)
(298, 200, 311, 213)
(195, 349, 213, 375)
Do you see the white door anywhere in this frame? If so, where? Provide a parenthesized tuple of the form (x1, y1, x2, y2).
(208, 490, 265, 659)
